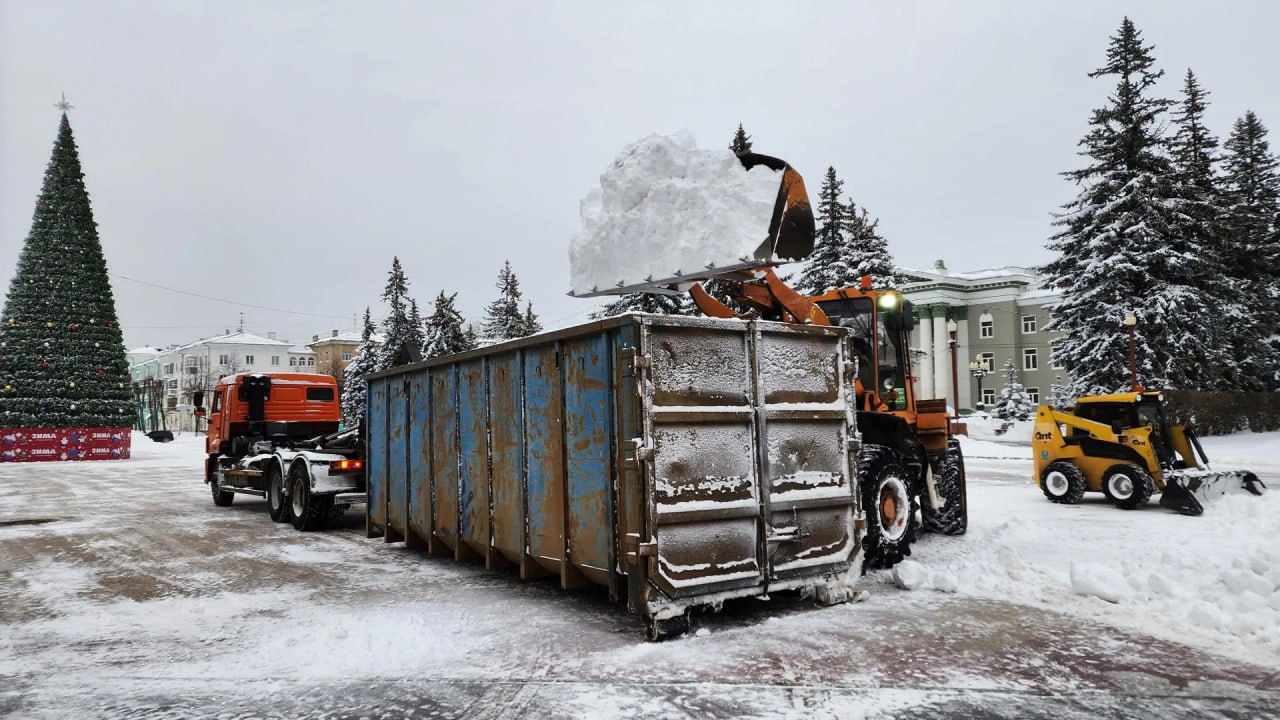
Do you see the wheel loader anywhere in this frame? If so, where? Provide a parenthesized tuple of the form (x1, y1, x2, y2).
(1032, 391, 1266, 515)
(571, 147, 966, 569)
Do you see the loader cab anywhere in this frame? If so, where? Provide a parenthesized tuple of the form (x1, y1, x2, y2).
(812, 290, 915, 413)
(1072, 392, 1175, 467)
(204, 373, 342, 456)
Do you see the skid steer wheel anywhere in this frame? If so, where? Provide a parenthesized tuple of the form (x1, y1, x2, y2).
(1040, 461, 1086, 504)
(1102, 463, 1154, 510)
(266, 465, 290, 523)
(922, 438, 968, 535)
(859, 444, 918, 570)
(210, 466, 234, 507)
(289, 462, 334, 531)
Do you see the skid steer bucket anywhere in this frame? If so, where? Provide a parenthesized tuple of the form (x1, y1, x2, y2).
(1159, 425, 1267, 516)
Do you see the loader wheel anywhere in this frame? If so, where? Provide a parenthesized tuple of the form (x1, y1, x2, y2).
(922, 438, 967, 535)
(645, 613, 690, 642)
(859, 444, 918, 570)
(289, 462, 334, 531)
(1040, 461, 1085, 504)
(210, 468, 234, 507)
(267, 465, 289, 523)
(1102, 463, 1154, 510)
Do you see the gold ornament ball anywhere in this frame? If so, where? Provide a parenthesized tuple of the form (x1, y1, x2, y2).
(3, 385, 10, 392)
(69, 382, 75, 388)
(46, 321, 53, 328)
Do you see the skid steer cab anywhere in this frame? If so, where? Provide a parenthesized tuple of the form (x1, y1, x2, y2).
(1032, 391, 1266, 516)
(198, 373, 365, 531)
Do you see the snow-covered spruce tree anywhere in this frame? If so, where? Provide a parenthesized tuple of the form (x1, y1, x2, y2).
(794, 166, 846, 294)
(992, 359, 1036, 421)
(340, 308, 378, 427)
(1220, 111, 1280, 389)
(1049, 375, 1075, 410)
(483, 260, 538, 342)
(841, 200, 900, 287)
(1041, 18, 1206, 395)
(423, 291, 476, 359)
(590, 291, 689, 319)
(0, 112, 133, 429)
(729, 123, 753, 154)
(375, 257, 415, 371)
(517, 300, 542, 337)
(406, 297, 425, 354)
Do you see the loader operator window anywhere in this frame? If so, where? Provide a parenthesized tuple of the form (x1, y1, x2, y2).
(814, 297, 907, 410)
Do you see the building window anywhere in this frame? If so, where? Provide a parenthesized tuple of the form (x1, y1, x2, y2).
(271, 356, 280, 366)
(979, 352, 995, 372)
(167, 379, 178, 390)
(219, 354, 230, 366)
(307, 357, 315, 366)
(1023, 348, 1038, 371)
(979, 313, 994, 339)
(1022, 314, 1037, 334)
(341, 352, 351, 361)
(163, 363, 174, 375)
(244, 355, 255, 365)
(1026, 387, 1040, 404)
(981, 388, 996, 406)
(290, 357, 297, 367)
(1050, 340, 1064, 369)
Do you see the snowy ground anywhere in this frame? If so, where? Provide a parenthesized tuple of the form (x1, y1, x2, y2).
(1, 431, 1278, 719)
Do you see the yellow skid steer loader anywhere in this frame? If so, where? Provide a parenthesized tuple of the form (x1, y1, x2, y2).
(1032, 391, 1266, 516)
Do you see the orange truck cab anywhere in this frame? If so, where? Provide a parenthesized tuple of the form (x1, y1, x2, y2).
(198, 372, 364, 531)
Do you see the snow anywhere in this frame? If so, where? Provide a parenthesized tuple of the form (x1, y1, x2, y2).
(568, 132, 785, 296)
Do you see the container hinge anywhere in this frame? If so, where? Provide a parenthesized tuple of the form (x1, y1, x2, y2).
(620, 348, 650, 377)
(623, 532, 657, 564)
(625, 438, 654, 468)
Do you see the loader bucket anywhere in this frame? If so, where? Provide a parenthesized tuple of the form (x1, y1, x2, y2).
(1161, 469, 1266, 516)
(737, 153, 815, 263)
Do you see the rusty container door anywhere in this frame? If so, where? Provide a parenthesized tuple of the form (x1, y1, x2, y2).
(524, 344, 568, 582)
(386, 377, 409, 543)
(431, 365, 460, 553)
(488, 351, 525, 571)
(366, 376, 389, 538)
(563, 334, 616, 589)
(641, 324, 763, 598)
(407, 369, 433, 551)
(458, 358, 490, 562)
(756, 326, 858, 581)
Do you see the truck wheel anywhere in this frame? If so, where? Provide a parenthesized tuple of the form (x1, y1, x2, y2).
(1041, 461, 1086, 504)
(859, 444, 918, 570)
(1102, 463, 1154, 509)
(922, 438, 967, 536)
(267, 465, 289, 523)
(210, 468, 234, 507)
(289, 463, 333, 531)
(645, 613, 690, 642)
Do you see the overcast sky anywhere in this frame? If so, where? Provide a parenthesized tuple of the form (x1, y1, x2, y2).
(3, 1, 1279, 350)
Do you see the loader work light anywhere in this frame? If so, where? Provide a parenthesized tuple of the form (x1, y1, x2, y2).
(877, 293, 898, 309)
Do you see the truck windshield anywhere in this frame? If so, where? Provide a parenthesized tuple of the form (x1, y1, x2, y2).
(814, 296, 908, 406)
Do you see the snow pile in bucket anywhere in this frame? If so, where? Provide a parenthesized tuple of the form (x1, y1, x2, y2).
(568, 132, 783, 296)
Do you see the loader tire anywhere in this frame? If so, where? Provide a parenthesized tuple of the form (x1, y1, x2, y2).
(645, 613, 690, 642)
(289, 463, 333, 531)
(1102, 463, 1154, 510)
(1040, 461, 1085, 504)
(210, 467, 234, 507)
(859, 444, 918, 570)
(267, 465, 289, 523)
(922, 438, 967, 536)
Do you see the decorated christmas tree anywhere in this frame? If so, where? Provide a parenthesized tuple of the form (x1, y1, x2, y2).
(0, 105, 133, 459)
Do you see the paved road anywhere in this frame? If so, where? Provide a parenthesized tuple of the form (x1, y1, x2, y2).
(1, 446, 1276, 719)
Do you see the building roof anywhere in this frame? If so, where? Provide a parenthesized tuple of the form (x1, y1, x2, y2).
(126, 346, 164, 356)
(170, 331, 293, 354)
(308, 330, 384, 346)
(288, 345, 316, 354)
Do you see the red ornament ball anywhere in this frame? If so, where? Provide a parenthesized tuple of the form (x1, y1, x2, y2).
(70, 323, 79, 331)
(97, 369, 104, 376)
(40, 362, 49, 369)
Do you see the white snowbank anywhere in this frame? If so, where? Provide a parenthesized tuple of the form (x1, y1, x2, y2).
(568, 132, 784, 295)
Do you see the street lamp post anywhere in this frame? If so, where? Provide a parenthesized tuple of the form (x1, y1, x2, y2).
(1123, 310, 1138, 391)
(969, 355, 991, 409)
(947, 319, 959, 421)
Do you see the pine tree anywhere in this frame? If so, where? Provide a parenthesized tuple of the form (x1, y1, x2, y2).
(423, 291, 476, 359)
(795, 166, 847, 294)
(407, 297, 425, 353)
(1041, 18, 1203, 395)
(340, 308, 378, 427)
(517, 300, 542, 336)
(483, 260, 537, 341)
(729, 123, 753, 154)
(841, 200, 899, 286)
(1220, 111, 1280, 389)
(1049, 374, 1074, 409)
(992, 359, 1035, 421)
(375, 257, 415, 370)
(590, 291, 689, 319)
(0, 112, 133, 429)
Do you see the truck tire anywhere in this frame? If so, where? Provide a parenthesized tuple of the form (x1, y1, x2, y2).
(210, 468, 234, 507)
(1102, 463, 1154, 510)
(922, 438, 967, 536)
(859, 444, 918, 570)
(1040, 461, 1085, 504)
(289, 462, 333, 531)
(645, 613, 690, 642)
(267, 465, 289, 523)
